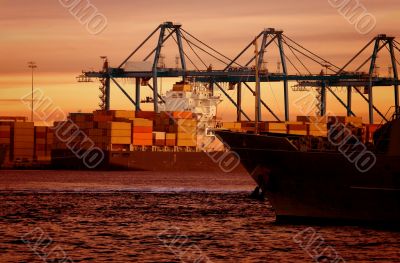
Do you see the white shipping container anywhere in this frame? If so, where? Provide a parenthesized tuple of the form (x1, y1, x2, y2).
(124, 61, 152, 71)
(152, 132, 166, 140)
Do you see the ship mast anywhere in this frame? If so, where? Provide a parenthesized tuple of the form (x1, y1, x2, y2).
(254, 38, 260, 134)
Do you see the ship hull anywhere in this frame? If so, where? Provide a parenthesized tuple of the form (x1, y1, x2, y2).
(51, 149, 244, 172)
(216, 131, 400, 224)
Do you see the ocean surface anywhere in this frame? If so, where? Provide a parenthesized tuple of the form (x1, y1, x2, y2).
(0, 170, 399, 262)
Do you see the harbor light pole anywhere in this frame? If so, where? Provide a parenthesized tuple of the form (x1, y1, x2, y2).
(28, 61, 37, 122)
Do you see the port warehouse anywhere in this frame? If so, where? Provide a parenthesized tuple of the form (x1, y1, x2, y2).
(0, 111, 380, 168)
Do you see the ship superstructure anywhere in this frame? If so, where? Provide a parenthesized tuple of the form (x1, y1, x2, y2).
(161, 81, 222, 151)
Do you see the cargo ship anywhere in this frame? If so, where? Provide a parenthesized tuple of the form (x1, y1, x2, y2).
(215, 114, 400, 224)
(50, 81, 245, 171)
(0, 81, 243, 172)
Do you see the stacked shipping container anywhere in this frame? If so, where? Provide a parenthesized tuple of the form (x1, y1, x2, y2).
(105, 121, 131, 150)
(221, 122, 242, 131)
(286, 122, 308, 135)
(34, 126, 52, 161)
(175, 119, 197, 147)
(153, 111, 197, 147)
(132, 118, 153, 146)
(0, 123, 11, 163)
(13, 122, 34, 161)
(165, 133, 176, 146)
(153, 132, 166, 146)
(93, 110, 135, 122)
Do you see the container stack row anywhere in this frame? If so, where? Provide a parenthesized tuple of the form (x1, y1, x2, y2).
(34, 126, 53, 161)
(154, 112, 197, 147)
(52, 110, 199, 152)
(0, 118, 52, 165)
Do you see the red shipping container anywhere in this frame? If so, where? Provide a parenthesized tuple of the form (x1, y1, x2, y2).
(153, 139, 165, 146)
(0, 131, 10, 138)
(35, 132, 46, 139)
(165, 139, 176, 146)
(93, 115, 114, 122)
(35, 144, 46, 151)
(135, 111, 158, 120)
(287, 124, 307, 130)
(132, 126, 153, 133)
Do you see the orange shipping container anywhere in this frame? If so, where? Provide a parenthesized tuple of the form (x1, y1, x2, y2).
(110, 137, 131, 144)
(171, 111, 193, 119)
(14, 142, 34, 148)
(165, 139, 176, 146)
(131, 118, 153, 127)
(14, 122, 34, 129)
(133, 133, 152, 140)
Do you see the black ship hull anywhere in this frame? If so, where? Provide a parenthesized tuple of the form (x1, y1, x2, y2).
(216, 131, 400, 224)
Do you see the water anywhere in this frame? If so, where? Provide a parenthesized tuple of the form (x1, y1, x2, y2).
(0, 170, 399, 262)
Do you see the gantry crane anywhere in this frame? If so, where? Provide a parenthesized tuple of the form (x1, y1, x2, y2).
(81, 22, 400, 124)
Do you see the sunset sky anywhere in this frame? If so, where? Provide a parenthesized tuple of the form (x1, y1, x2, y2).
(1, 0, 399, 123)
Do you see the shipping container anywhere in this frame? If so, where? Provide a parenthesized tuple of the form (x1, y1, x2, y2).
(172, 82, 192, 92)
(132, 126, 153, 133)
(124, 61, 152, 71)
(133, 133, 153, 140)
(287, 124, 308, 131)
(171, 111, 193, 119)
(110, 137, 131, 144)
(308, 123, 328, 131)
(222, 122, 242, 130)
(135, 111, 158, 120)
(153, 132, 166, 139)
(264, 122, 287, 131)
(107, 129, 131, 137)
(106, 122, 131, 130)
(0, 126, 11, 143)
(69, 112, 94, 122)
(177, 133, 196, 140)
(328, 116, 347, 123)
(297, 116, 328, 123)
(131, 118, 153, 127)
(153, 132, 166, 146)
(165, 133, 176, 146)
(0, 116, 27, 122)
(93, 110, 135, 122)
(13, 121, 34, 161)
